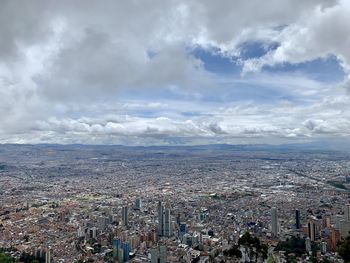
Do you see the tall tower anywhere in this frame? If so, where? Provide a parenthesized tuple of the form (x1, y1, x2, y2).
(345, 204, 350, 222)
(308, 221, 316, 241)
(158, 201, 172, 237)
(158, 201, 164, 236)
(45, 247, 51, 263)
(339, 219, 350, 238)
(151, 245, 167, 263)
(159, 245, 167, 263)
(97, 216, 107, 230)
(135, 198, 142, 210)
(295, 209, 301, 229)
(305, 237, 311, 252)
(164, 208, 172, 237)
(271, 207, 278, 237)
(122, 206, 128, 227)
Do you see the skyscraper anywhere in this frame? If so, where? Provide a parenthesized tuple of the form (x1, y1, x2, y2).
(97, 216, 107, 230)
(151, 245, 167, 263)
(329, 227, 341, 251)
(158, 201, 164, 236)
(159, 245, 166, 262)
(150, 248, 158, 263)
(164, 208, 172, 237)
(158, 201, 172, 237)
(179, 223, 187, 237)
(112, 239, 130, 262)
(345, 204, 350, 222)
(271, 207, 278, 237)
(308, 220, 316, 241)
(320, 242, 327, 254)
(122, 206, 128, 227)
(176, 213, 181, 226)
(89, 227, 97, 239)
(295, 209, 301, 229)
(305, 237, 311, 252)
(339, 219, 350, 238)
(45, 247, 51, 263)
(135, 198, 142, 210)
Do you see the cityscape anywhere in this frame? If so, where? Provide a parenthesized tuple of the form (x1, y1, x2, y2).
(1, 0, 350, 262)
(1, 144, 350, 262)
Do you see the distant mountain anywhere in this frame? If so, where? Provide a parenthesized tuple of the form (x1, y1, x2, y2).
(1, 140, 349, 152)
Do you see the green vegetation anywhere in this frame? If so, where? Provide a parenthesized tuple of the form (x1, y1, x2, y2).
(221, 232, 268, 262)
(238, 232, 268, 262)
(274, 236, 305, 256)
(327, 181, 348, 190)
(223, 244, 242, 260)
(338, 235, 350, 263)
(319, 203, 332, 209)
(0, 252, 15, 263)
(30, 203, 42, 208)
(103, 250, 113, 263)
(19, 252, 41, 263)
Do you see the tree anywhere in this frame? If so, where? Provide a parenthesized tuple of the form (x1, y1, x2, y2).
(0, 252, 15, 263)
(338, 235, 350, 263)
(238, 232, 268, 263)
(223, 244, 242, 260)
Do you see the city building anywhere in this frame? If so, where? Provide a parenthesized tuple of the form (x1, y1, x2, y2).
(135, 198, 142, 210)
(295, 209, 301, 229)
(151, 245, 167, 263)
(345, 204, 350, 222)
(271, 207, 278, 237)
(308, 220, 317, 241)
(158, 201, 172, 237)
(305, 237, 311, 253)
(122, 206, 128, 227)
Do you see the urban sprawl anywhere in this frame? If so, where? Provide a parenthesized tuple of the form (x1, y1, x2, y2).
(1, 144, 350, 263)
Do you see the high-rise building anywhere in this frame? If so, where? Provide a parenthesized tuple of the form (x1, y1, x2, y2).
(158, 201, 172, 237)
(150, 248, 158, 263)
(339, 219, 350, 238)
(176, 213, 181, 226)
(324, 216, 331, 228)
(179, 223, 188, 237)
(97, 216, 107, 231)
(122, 242, 130, 261)
(295, 209, 301, 229)
(118, 248, 124, 263)
(122, 206, 128, 227)
(271, 207, 278, 237)
(112, 239, 130, 262)
(45, 247, 51, 263)
(305, 237, 311, 252)
(158, 201, 164, 236)
(320, 242, 327, 254)
(135, 198, 142, 210)
(89, 227, 97, 239)
(164, 208, 172, 237)
(329, 227, 341, 251)
(159, 245, 166, 262)
(77, 226, 85, 238)
(151, 245, 167, 263)
(345, 204, 350, 222)
(308, 221, 317, 241)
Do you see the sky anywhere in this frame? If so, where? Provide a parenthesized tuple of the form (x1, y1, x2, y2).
(1, 0, 350, 145)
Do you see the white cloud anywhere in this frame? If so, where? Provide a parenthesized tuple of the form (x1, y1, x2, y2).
(0, 90, 347, 145)
(0, 0, 349, 144)
(242, 0, 350, 79)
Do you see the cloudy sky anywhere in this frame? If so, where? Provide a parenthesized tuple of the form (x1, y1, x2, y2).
(1, 0, 350, 145)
